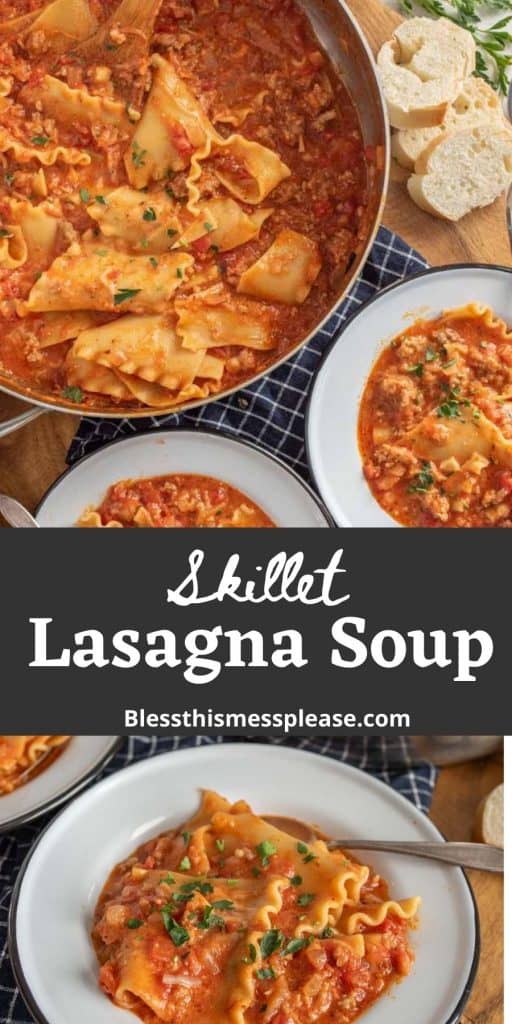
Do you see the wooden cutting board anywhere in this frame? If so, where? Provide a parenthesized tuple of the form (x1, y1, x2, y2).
(0, 0, 511, 510)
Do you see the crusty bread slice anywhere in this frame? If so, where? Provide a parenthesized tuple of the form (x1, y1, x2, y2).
(395, 17, 475, 80)
(407, 124, 512, 220)
(377, 17, 476, 130)
(474, 783, 503, 848)
(392, 77, 504, 170)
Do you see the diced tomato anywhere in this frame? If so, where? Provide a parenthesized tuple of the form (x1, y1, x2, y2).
(142, 854, 156, 869)
(191, 234, 211, 256)
(168, 122, 195, 159)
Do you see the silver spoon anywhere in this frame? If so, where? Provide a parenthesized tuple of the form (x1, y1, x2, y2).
(264, 815, 503, 873)
(0, 495, 40, 528)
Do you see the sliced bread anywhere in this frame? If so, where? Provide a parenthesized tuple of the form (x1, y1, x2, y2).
(474, 783, 504, 848)
(392, 77, 504, 170)
(377, 17, 476, 130)
(407, 124, 512, 220)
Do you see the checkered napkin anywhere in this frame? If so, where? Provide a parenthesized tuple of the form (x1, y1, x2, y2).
(0, 736, 436, 1024)
(68, 226, 429, 466)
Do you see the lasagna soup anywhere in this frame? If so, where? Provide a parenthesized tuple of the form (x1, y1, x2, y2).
(78, 473, 275, 527)
(359, 305, 512, 527)
(0, 0, 369, 411)
(93, 789, 419, 1024)
(0, 735, 69, 794)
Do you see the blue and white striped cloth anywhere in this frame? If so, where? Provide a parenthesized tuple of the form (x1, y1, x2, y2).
(69, 226, 428, 466)
(0, 736, 437, 1024)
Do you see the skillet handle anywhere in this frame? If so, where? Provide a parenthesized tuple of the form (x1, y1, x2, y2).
(0, 405, 46, 439)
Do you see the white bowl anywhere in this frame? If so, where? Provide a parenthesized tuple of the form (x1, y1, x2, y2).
(306, 264, 512, 526)
(9, 742, 478, 1024)
(36, 427, 332, 528)
(0, 737, 120, 832)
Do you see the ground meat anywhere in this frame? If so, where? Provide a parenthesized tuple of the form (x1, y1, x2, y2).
(372, 373, 419, 428)
(419, 489, 450, 522)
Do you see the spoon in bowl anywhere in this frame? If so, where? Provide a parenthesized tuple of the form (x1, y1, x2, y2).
(263, 815, 503, 872)
(0, 495, 39, 528)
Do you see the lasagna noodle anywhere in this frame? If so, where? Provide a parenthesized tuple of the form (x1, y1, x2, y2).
(72, 314, 224, 390)
(21, 76, 137, 133)
(0, 0, 97, 48)
(0, 735, 69, 795)
(238, 229, 322, 304)
(22, 249, 194, 314)
(176, 287, 275, 352)
(0, 128, 91, 167)
(125, 54, 213, 188)
(1, 199, 61, 271)
(407, 405, 512, 468)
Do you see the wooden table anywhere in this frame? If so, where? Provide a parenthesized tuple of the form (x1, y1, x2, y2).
(430, 750, 504, 1024)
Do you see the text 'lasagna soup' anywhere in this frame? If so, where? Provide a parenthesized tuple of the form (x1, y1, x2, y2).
(78, 474, 275, 527)
(0, 735, 70, 794)
(359, 304, 512, 527)
(0, 0, 369, 411)
(93, 790, 419, 1024)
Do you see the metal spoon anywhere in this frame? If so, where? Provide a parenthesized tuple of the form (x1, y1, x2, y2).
(263, 815, 503, 873)
(0, 495, 39, 528)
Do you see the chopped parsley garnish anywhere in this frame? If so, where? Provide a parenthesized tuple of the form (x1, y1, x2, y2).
(256, 840, 277, 867)
(255, 967, 275, 981)
(149, 256, 158, 268)
(113, 287, 141, 305)
(4, 173, 14, 186)
(204, 221, 214, 232)
(407, 362, 423, 377)
(210, 242, 220, 253)
(259, 930, 284, 958)
(321, 926, 334, 938)
(215, 838, 225, 852)
(296, 842, 316, 864)
(408, 461, 434, 494)
(242, 943, 257, 965)
(252, 867, 262, 878)
(227, 878, 238, 887)
(290, 874, 302, 887)
(176, 266, 184, 279)
(179, 856, 191, 871)
(211, 899, 234, 911)
(160, 874, 176, 886)
(161, 907, 189, 947)
(143, 206, 157, 221)
(297, 892, 315, 907)
(132, 141, 147, 167)
(182, 831, 191, 846)
(436, 385, 470, 419)
(31, 135, 49, 146)
(281, 937, 310, 957)
(197, 904, 226, 930)
(127, 918, 143, 929)
(0, 228, 12, 238)
(95, 194, 107, 205)
(165, 185, 176, 199)
(79, 187, 90, 203)
(425, 347, 437, 362)
(167, 227, 178, 238)
(61, 385, 83, 403)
